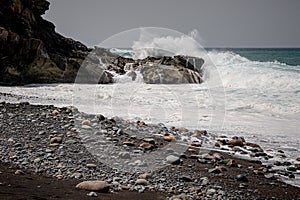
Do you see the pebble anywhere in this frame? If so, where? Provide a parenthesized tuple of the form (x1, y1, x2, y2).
(76, 181, 110, 192)
(138, 173, 151, 180)
(180, 175, 193, 182)
(71, 172, 82, 179)
(82, 125, 92, 129)
(1, 103, 298, 199)
(87, 191, 98, 197)
(206, 188, 217, 195)
(135, 179, 148, 186)
(82, 119, 91, 126)
(143, 138, 155, 144)
(227, 137, 244, 147)
(52, 109, 60, 115)
(236, 174, 248, 182)
(287, 166, 297, 171)
(201, 177, 209, 186)
(166, 155, 180, 165)
(50, 137, 62, 144)
(15, 170, 25, 175)
(95, 114, 105, 121)
(264, 173, 276, 180)
(118, 152, 131, 159)
(139, 142, 153, 150)
(123, 141, 135, 146)
(86, 164, 97, 168)
(163, 136, 175, 142)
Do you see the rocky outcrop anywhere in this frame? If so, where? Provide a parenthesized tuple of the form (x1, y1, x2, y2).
(103, 55, 204, 84)
(0, 0, 90, 85)
(139, 55, 204, 84)
(0, 0, 204, 85)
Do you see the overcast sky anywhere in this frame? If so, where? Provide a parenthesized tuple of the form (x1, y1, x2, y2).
(44, 0, 300, 48)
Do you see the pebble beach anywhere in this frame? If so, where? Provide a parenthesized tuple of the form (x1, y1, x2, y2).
(0, 101, 299, 199)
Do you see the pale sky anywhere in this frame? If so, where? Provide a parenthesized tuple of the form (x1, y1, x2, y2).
(44, 0, 300, 48)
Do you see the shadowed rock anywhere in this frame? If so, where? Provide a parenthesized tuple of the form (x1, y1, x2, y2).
(0, 0, 90, 85)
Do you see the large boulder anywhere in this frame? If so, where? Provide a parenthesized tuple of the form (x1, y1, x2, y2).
(109, 55, 204, 84)
(140, 64, 202, 84)
(0, 0, 90, 85)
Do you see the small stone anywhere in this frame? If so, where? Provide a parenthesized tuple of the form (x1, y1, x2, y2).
(163, 136, 175, 142)
(289, 173, 295, 179)
(86, 163, 97, 168)
(15, 170, 25, 175)
(180, 175, 192, 182)
(175, 127, 189, 132)
(82, 125, 92, 129)
(287, 166, 297, 171)
(137, 121, 146, 126)
(56, 175, 63, 180)
(76, 181, 110, 192)
(121, 185, 130, 190)
(113, 177, 122, 182)
(82, 120, 91, 126)
(95, 114, 105, 121)
(296, 157, 300, 161)
(118, 152, 131, 159)
(208, 168, 221, 174)
(72, 173, 82, 179)
(189, 142, 201, 147)
(34, 158, 41, 163)
(49, 143, 60, 147)
(135, 179, 148, 186)
(208, 166, 227, 174)
(166, 155, 180, 165)
(214, 142, 221, 147)
(264, 173, 276, 180)
(245, 142, 261, 148)
(206, 188, 216, 195)
(52, 109, 60, 115)
(201, 177, 209, 186)
(226, 159, 237, 167)
(212, 153, 223, 160)
(38, 131, 46, 135)
(239, 183, 248, 188)
(138, 173, 151, 180)
(50, 137, 62, 144)
(143, 138, 155, 144)
(197, 158, 207, 164)
(227, 137, 244, 147)
(236, 174, 248, 182)
(87, 192, 98, 197)
(251, 152, 268, 157)
(123, 141, 135, 146)
(139, 142, 153, 150)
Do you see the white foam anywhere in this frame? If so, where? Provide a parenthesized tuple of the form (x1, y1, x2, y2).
(132, 29, 206, 59)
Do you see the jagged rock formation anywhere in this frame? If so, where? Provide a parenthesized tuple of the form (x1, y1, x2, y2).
(0, 0, 90, 85)
(0, 0, 204, 85)
(103, 55, 204, 84)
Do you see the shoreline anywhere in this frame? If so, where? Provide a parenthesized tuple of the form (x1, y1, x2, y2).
(0, 102, 299, 199)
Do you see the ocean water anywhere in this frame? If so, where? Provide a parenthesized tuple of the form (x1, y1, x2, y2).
(1, 46, 299, 185)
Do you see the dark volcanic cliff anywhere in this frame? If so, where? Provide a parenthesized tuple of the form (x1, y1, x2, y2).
(0, 0, 90, 85)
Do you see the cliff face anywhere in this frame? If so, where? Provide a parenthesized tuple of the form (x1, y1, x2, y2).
(0, 0, 90, 85)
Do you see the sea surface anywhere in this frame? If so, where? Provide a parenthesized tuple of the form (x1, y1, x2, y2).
(1, 48, 300, 186)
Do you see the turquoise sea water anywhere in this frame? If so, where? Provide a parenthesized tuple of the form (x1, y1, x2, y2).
(216, 48, 300, 67)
